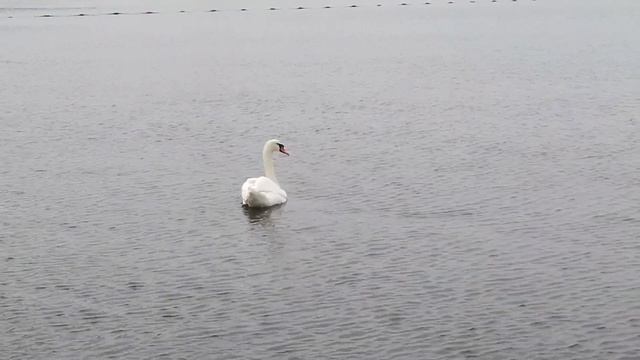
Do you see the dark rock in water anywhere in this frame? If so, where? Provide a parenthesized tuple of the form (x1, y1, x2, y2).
(240, 8, 247, 11)
(350, 4, 358, 7)
(297, 6, 305, 9)
(209, 9, 217, 12)
(110, 12, 121, 15)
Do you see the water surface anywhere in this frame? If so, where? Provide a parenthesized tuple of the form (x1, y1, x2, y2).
(2, 0, 640, 359)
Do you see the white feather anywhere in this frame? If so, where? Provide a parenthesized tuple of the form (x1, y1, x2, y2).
(241, 139, 289, 208)
(242, 176, 287, 208)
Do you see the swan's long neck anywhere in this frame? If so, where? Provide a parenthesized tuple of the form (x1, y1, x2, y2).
(262, 146, 277, 183)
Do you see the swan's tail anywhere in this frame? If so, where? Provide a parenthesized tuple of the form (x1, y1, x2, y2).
(244, 187, 269, 208)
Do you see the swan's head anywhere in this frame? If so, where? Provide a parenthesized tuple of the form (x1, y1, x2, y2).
(265, 139, 289, 156)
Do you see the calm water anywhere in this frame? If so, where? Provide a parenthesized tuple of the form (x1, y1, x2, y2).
(2, 0, 640, 359)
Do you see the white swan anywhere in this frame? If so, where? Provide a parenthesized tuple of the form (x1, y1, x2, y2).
(241, 139, 289, 208)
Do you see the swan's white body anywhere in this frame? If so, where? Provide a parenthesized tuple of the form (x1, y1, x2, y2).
(241, 176, 287, 208)
(241, 139, 289, 208)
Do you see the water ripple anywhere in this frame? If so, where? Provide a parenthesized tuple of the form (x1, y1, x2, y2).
(3, 0, 640, 358)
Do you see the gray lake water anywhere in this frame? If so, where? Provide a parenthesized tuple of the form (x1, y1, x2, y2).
(2, 0, 640, 359)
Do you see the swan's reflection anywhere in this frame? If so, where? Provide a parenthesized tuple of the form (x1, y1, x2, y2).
(242, 203, 285, 225)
